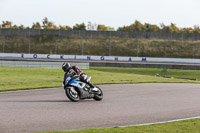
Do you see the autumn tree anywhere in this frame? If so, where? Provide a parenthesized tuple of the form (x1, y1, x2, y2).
(59, 25, 72, 30)
(180, 27, 194, 33)
(0, 18, 200, 34)
(32, 22, 41, 29)
(1, 21, 12, 28)
(117, 20, 145, 32)
(134, 20, 144, 32)
(42, 17, 57, 29)
(170, 23, 179, 33)
(97, 24, 114, 31)
(18, 24, 25, 29)
(160, 23, 171, 33)
(160, 23, 180, 33)
(144, 23, 160, 32)
(73, 23, 86, 30)
(193, 25, 200, 34)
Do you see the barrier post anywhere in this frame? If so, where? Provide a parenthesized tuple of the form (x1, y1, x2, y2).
(54, 38, 57, 55)
(3, 36, 5, 53)
(28, 38, 31, 54)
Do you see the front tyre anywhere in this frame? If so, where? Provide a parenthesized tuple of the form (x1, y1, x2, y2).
(93, 86, 103, 101)
(65, 88, 80, 102)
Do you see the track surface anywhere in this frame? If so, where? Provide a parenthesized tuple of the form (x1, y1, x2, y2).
(0, 83, 200, 133)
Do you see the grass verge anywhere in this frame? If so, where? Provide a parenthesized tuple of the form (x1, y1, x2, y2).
(0, 66, 200, 92)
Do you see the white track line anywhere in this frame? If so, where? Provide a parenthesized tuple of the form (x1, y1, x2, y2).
(116, 116, 200, 128)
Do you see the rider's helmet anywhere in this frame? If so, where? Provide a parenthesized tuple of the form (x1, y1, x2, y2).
(62, 62, 70, 72)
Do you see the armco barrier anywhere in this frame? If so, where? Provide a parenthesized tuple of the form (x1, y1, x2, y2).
(1, 58, 200, 70)
(0, 60, 89, 69)
(1, 53, 200, 64)
(89, 62, 200, 70)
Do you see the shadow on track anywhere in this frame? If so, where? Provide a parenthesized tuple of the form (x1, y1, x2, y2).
(1, 99, 96, 103)
(1, 100, 69, 103)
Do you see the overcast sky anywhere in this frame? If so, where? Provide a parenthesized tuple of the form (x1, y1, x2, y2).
(0, 0, 200, 30)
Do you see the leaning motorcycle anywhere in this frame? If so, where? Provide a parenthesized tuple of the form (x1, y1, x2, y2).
(63, 74, 103, 102)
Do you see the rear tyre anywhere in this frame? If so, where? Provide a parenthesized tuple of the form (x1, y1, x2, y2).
(93, 86, 103, 101)
(65, 88, 80, 102)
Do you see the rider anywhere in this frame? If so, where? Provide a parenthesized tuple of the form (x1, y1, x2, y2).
(62, 62, 95, 89)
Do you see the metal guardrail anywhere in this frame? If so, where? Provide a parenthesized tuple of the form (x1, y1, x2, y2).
(0, 29, 200, 40)
(0, 60, 89, 69)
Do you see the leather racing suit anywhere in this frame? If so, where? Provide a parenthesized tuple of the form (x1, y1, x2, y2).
(63, 66, 94, 88)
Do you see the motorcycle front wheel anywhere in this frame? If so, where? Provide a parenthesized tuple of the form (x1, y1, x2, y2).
(65, 88, 80, 102)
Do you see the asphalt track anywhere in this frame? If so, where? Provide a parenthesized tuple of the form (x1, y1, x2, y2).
(0, 83, 200, 133)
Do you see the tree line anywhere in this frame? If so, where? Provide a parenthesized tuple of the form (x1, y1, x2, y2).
(0, 17, 200, 34)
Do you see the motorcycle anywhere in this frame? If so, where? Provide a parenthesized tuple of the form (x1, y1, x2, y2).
(63, 74, 103, 102)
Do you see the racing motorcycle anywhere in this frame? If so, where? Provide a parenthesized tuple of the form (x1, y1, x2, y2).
(63, 74, 103, 102)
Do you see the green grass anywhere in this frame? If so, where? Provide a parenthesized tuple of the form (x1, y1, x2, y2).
(37, 118, 200, 133)
(89, 67, 200, 84)
(0, 66, 200, 92)
(0, 67, 63, 91)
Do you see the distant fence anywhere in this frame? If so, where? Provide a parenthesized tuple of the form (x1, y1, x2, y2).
(1, 29, 200, 59)
(0, 29, 200, 40)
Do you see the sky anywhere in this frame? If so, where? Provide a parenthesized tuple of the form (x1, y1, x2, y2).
(0, 0, 200, 30)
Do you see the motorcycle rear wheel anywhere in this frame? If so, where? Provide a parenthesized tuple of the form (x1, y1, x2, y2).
(93, 86, 103, 101)
(65, 88, 80, 102)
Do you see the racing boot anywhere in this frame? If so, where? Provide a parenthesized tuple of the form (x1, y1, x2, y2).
(85, 77, 94, 89)
(88, 81, 95, 88)
(87, 81, 100, 94)
(82, 76, 99, 94)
